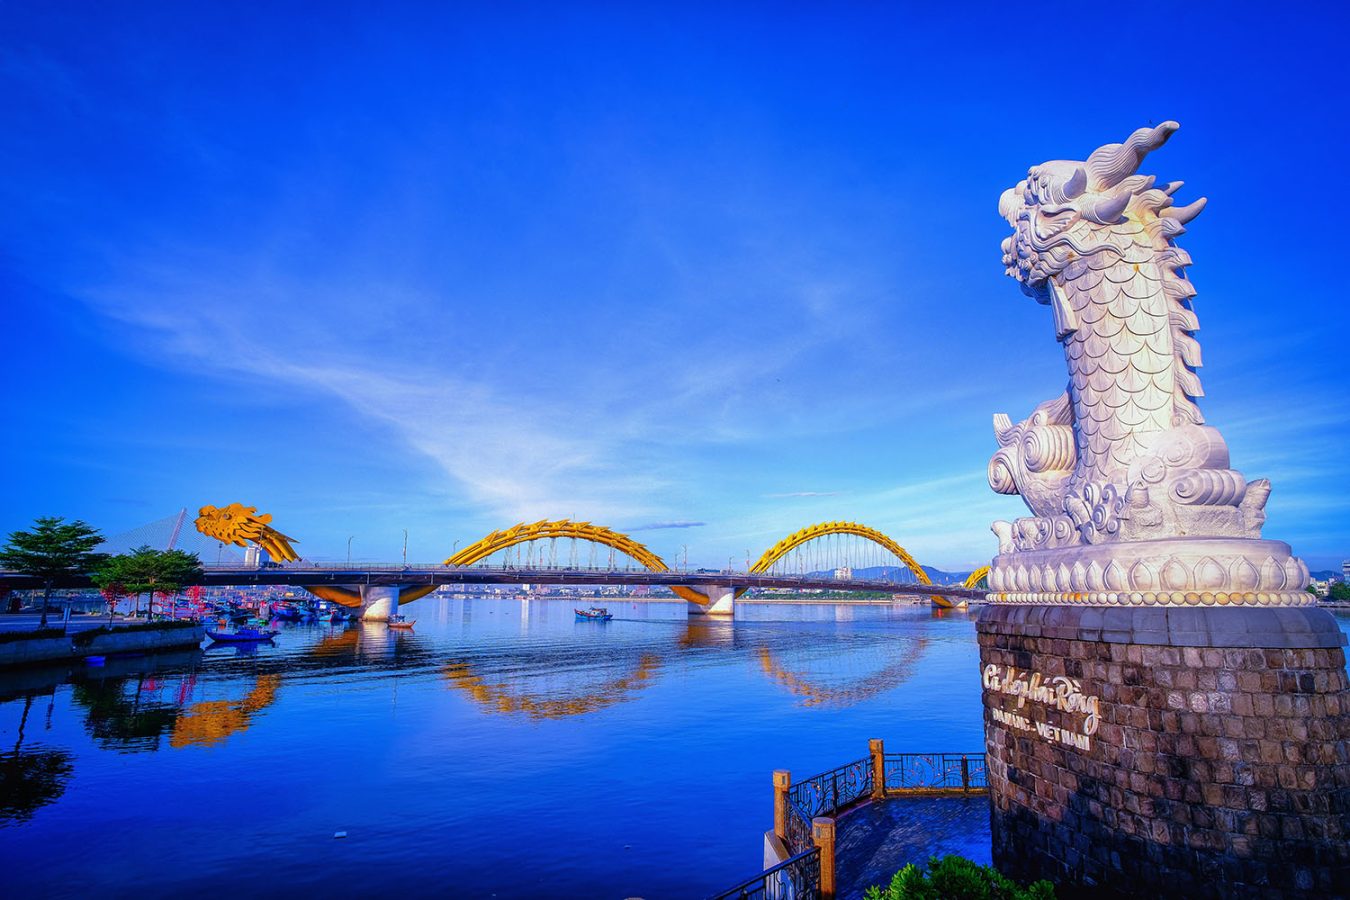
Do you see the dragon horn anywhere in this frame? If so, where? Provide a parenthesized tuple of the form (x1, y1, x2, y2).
(1079, 190, 1131, 225)
(1086, 121, 1179, 191)
(1060, 166, 1087, 200)
(1161, 197, 1207, 224)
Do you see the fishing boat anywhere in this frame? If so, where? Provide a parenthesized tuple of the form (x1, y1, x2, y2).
(206, 627, 280, 643)
(387, 615, 416, 629)
(574, 606, 613, 622)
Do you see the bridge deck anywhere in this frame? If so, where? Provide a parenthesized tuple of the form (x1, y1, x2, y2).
(0, 565, 986, 600)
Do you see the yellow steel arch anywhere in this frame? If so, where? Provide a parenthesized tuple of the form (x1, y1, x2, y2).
(750, 520, 944, 606)
(446, 519, 709, 605)
(929, 565, 989, 610)
(750, 521, 931, 581)
(963, 566, 991, 590)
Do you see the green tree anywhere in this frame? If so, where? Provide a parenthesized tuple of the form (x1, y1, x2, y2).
(0, 517, 106, 627)
(93, 546, 204, 620)
(1329, 581, 1350, 603)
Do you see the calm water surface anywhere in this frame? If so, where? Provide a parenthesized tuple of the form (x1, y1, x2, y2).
(3, 601, 1347, 898)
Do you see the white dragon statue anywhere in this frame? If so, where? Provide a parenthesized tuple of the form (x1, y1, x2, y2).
(989, 122, 1272, 557)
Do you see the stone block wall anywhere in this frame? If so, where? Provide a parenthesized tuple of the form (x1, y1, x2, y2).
(978, 605, 1350, 898)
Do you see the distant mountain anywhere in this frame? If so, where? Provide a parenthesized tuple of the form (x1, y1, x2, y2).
(1310, 570, 1344, 581)
(804, 564, 973, 585)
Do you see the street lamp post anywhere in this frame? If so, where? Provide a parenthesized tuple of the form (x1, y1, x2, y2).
(347, 536, 355, 567)
(402, 529, 408, 567)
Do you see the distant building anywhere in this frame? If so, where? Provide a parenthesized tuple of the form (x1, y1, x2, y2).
(833, 566, 852, 580)
(1343, 560, 1349, 582)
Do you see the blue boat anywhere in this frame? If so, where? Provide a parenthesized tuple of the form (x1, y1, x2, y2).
(575, 607, 613, 622)
(207, 627, 279, 643)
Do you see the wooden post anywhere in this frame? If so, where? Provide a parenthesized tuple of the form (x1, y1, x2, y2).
(773, 769, 791, 841)
(813, 816, 836, 900)
(869, 738, 885, 801)
(961, 755, 970, 796)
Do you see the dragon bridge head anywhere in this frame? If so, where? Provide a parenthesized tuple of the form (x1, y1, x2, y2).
(999, 122, 1206, 331)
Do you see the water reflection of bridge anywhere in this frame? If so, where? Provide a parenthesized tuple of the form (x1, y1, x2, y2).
(439, 610, 942, 719)
(0, 606, 961, 811)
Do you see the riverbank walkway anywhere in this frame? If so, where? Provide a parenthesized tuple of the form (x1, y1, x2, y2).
(0, 613, 151, 633)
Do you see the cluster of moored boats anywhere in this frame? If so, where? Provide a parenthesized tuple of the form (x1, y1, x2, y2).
(203, 599, 415, 644)
(201, 599, 609, 644)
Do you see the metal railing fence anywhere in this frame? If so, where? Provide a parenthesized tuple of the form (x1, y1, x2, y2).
(713, 742, 988, 900)
(882, 751, 986, 795)
(784, 757, 872, 848)
(707, 847, 821, 900)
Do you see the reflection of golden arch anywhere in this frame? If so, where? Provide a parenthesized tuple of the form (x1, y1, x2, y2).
(748, 521, 942, 605)
(446, 519, 709, 605)
(443, 654, 661, 719)
(756, 639, 929, 708)
(170, 674, 280, 749)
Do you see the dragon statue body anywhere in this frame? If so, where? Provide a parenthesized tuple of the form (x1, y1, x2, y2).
(987, 123, 1309, 606)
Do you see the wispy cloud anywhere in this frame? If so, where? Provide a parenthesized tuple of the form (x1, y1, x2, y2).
(765, 491, 842, 498)
(624, 521, 706, 531)
(74, 226, 887, 531)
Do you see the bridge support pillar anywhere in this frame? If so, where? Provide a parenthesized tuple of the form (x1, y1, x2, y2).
(359, 585, 400, 621)
(689, 585, 735, 617)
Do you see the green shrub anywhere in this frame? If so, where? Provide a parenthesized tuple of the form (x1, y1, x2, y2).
(71, 620, 199, 647)
(864, 855, 1055, 900)
(0, 628, 65, 645)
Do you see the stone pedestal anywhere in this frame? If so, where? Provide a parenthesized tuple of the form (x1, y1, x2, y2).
(978, 604, 1350, 897)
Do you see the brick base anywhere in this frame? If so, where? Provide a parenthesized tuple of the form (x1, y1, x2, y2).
(978, 605, 1350, 898)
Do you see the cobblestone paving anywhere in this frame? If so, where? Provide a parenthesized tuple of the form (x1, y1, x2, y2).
(835, 796, 992, 899)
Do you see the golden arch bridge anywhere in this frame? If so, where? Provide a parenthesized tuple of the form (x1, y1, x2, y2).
(0, 507, 990, 617)
(185, 508, 990, 619)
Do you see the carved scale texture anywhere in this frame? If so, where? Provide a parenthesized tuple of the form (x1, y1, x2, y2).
(1061, 230, 1174, 493)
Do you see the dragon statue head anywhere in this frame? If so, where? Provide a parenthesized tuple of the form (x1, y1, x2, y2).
(195, 502, 300, 562)
(999, 121, 1207, 340)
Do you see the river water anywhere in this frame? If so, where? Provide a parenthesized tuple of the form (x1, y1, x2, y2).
(1, 600, 1346, 898)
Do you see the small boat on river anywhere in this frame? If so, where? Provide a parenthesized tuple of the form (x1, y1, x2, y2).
(388, 616, 416, 630)
(574, 607, 613, 622)
(206, 627, 279, 643)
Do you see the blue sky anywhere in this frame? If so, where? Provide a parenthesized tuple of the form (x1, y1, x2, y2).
(3, 3, 1347, 571)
